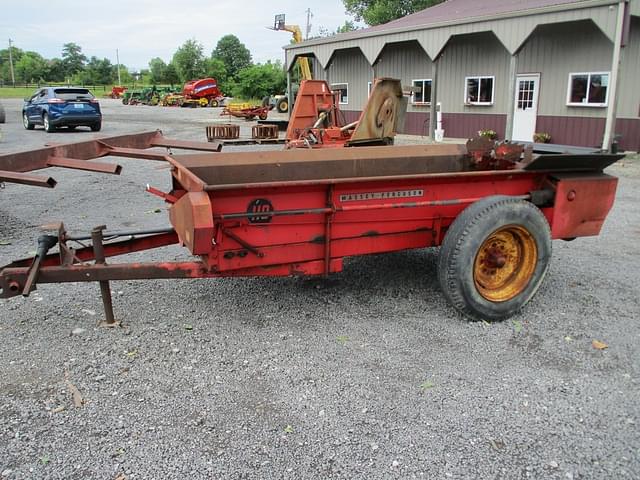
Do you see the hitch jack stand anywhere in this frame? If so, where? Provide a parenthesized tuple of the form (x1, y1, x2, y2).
(91, 226, 117, 326)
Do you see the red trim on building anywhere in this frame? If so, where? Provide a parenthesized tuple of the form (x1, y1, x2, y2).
(537, 116, 640, 152)
(341, 111, 640, 151)
(440, 113, 507, 140)
(535, 116, 605, 149)
(613, 118, 640, 152)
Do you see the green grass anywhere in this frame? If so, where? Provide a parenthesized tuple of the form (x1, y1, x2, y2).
(0, 87, 39, 99)
(0, 85, 173, 99)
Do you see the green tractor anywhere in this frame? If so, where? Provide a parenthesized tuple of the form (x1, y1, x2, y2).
(122, 86, 167, 106)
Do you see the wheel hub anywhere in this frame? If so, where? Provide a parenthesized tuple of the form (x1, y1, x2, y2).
(473, 225, 538, 302)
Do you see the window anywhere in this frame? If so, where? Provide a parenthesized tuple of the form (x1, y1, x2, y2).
(517, 80, 535, 109)
(367, 81, 372, 96)
(411, 79, 432, 104)
(465, 76, 495, 105)
(331, 83, 348, 104)
(567, 72, 609, 107)
(54, 88, 94, 101)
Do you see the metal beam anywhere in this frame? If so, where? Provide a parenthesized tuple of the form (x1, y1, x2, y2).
(602, 0, 627, 151)
(0, 170, 56, 188)
(47, 156, 122, 174)
(504, 54, 519, 141)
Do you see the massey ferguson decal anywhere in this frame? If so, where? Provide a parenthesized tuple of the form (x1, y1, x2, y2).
(339, 189, 424, 202)
(247, 198, 274, 223)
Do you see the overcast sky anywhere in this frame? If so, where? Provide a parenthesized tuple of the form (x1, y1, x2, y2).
(1, 0, 356, 70)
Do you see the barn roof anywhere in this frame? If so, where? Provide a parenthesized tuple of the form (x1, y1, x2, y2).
(285, 0, 619, 49)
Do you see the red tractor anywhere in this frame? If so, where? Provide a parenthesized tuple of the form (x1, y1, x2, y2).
(182, 78, 224, 107)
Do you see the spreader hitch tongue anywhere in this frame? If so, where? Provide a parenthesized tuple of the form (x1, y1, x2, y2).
(22, 235, 58, 296)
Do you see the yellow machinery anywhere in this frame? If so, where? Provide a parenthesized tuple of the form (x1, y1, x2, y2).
(272, 14, 311, 80)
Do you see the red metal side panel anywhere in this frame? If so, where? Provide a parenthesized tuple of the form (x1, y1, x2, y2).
(194, 173, 545, 272)
(550, 173, 618, 239)
(169, 192, 214, 254)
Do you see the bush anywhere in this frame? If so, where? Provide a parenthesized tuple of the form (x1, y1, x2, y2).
(232, 62, 286, 100)
(533, 132, 551, 143)
(478, 129, 498, 140)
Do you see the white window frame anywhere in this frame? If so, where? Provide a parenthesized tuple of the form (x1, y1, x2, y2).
(411, 78, 432, 105)
(464, 75, 495, 106)
(566, 71, 610, 107)
(331, 82, 348, 105)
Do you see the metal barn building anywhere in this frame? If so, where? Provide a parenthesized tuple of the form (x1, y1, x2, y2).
(284, 0, 640, 151)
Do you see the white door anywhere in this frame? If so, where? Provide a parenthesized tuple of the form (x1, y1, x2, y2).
(512, 74, 540, 142)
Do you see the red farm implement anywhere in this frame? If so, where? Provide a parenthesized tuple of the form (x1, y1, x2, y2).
(0, 129, 622, 323)
(182, 78, 224, 107)
(285, 78, 406, 149)
(221, 104, 272, 121)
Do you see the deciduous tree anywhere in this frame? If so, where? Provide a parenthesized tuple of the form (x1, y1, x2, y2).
(172, 39, 206, 82)
(342, 0, 444, 26)
(212, 35, 252, 81)
(14, 51, 48, 82)
(149, 57, 167, 84)
(61, 42, 87, 76)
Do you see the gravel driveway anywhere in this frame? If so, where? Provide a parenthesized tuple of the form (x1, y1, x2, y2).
(0, 98, 639, 479)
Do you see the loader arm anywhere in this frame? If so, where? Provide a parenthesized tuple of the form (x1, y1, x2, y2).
(284, 24, 312, 80)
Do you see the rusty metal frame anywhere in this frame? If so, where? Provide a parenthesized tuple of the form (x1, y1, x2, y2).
(0, 130, 222, 188)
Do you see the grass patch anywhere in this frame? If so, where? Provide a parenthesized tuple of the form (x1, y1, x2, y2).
(0, 87, 38, 99)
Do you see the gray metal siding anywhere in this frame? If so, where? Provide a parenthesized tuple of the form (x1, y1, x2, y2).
(518, 20, 613, 118)
(375, 42, 433, 114)
(327, 48, 373, 111)
(311, 57, 327, 81)
(618, 16, 640, 119)
(285, 4, 620, 67)
(438, 32, 511, 114)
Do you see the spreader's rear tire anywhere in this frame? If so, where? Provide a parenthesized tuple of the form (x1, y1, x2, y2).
(438, 195, 552, 322)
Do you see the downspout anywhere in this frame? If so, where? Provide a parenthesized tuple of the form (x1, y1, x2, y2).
(429, 55, 439, 140)
(602, 0, 627, 151)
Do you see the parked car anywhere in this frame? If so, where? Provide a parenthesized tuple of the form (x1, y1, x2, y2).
(22, 87, 101, 132)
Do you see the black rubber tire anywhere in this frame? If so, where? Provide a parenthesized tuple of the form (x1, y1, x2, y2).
(438, 195, 552, 322)
(43, 113, 55, 132)
(122, 98, 129, 105)
(90, 122, 102, 132)
(209, 98, 219, 108)
(0, 103, 5, 123)
(276, 98, 288, 113)
(261, 96, 271, 107)
(22, 112, 34, 130)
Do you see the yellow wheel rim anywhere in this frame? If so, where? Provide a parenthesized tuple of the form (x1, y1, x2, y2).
(473, 225, 537, 302)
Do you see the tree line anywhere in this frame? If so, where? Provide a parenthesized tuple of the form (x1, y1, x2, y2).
(0, 1, 442, 97)
(0, 35, 287, 100)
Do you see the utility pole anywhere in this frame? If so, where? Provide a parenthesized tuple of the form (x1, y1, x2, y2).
(305, 8, 313, 40)
(116, 48, 121, 85)
(8, 38, 15, 86)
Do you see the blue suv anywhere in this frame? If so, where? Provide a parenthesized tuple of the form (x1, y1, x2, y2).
(22, 87, 102, 132)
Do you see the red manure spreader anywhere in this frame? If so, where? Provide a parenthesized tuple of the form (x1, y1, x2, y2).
(0, 128, 622, 323)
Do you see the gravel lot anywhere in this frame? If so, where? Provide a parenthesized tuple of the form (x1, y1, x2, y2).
(0, 98, 639, 479)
